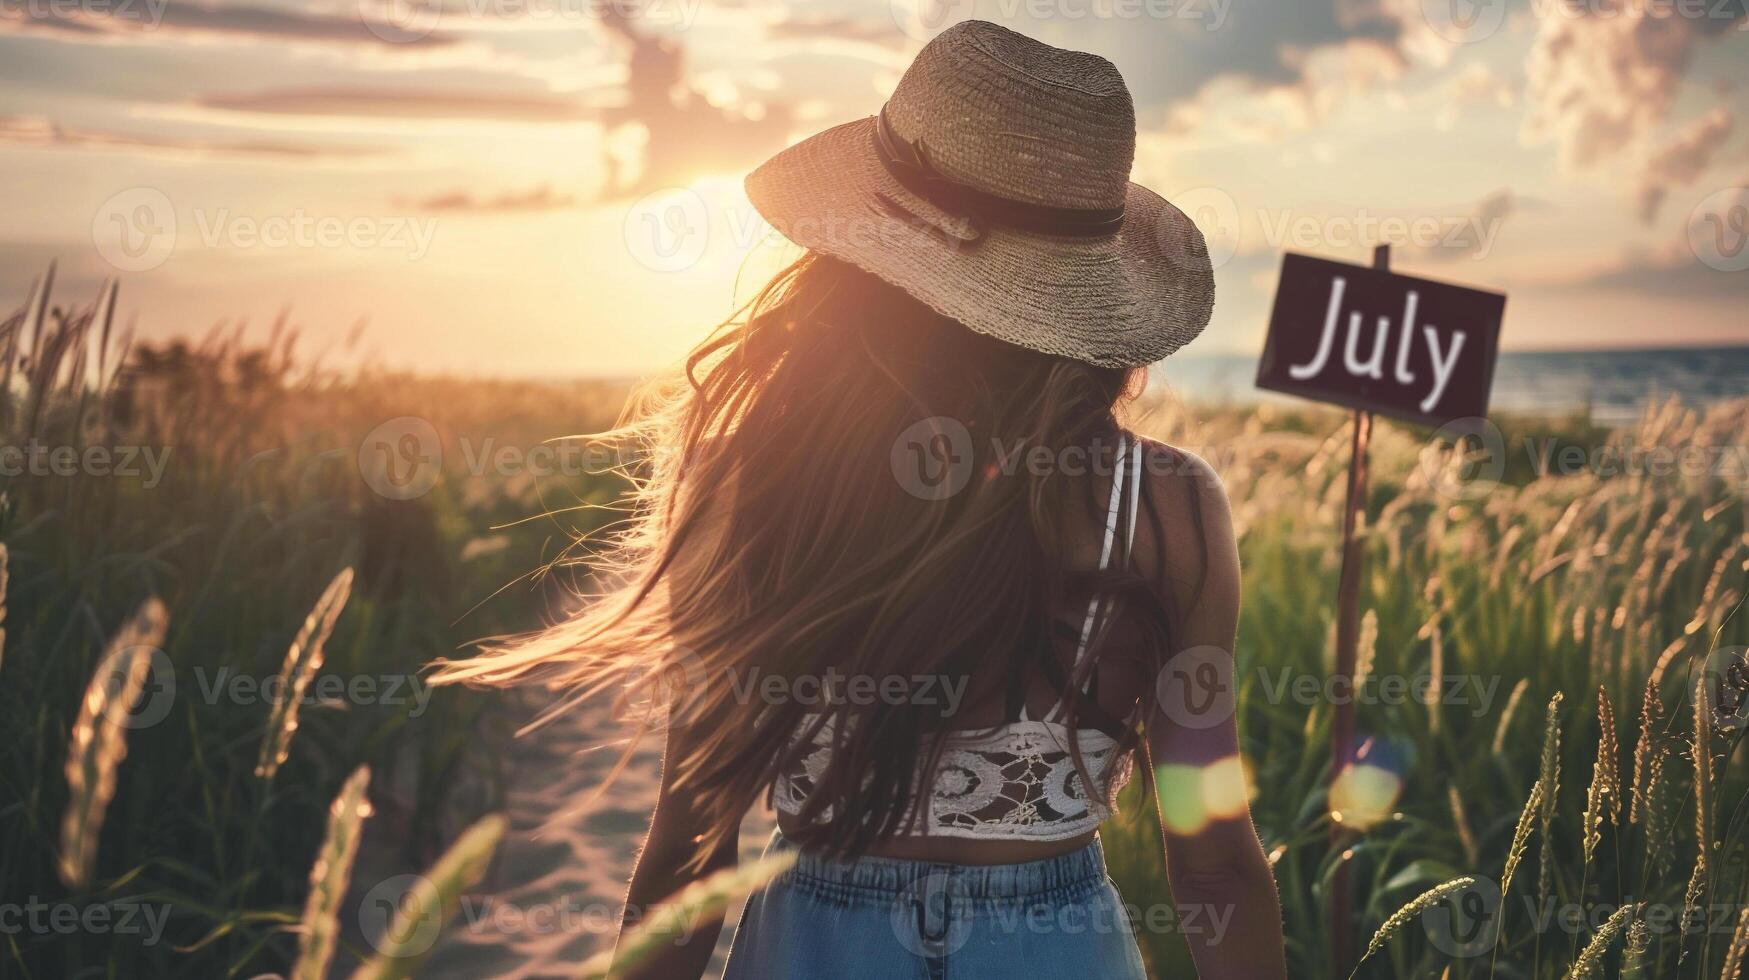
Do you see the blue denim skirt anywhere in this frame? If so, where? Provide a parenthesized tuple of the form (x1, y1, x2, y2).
(722, 832, 1147, 979)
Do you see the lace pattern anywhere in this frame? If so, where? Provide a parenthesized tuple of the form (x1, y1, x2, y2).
(772, 716, 1134, 840)
(772, 436, 1144, 841)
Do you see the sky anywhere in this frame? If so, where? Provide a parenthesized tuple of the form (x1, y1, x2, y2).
(1, 0, 1746, 377)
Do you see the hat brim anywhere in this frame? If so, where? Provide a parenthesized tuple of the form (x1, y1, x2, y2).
(745, 117, 1215, 369)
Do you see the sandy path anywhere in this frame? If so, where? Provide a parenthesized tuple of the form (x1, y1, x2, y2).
(418, 692, 774, 979)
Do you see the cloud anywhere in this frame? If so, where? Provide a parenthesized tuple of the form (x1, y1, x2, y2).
(766, 11, 909, 53)
(1516, 230, 1748, 301)
(593, 5, 793, 200)
(0, 0, 460, 48)
(1635, 107, 1735, 222)
(0, 113, 389, 159)
(1522, 0, 1745, 173)
(1062, 0, 1447, 123)
(1436, 61, 1517, 130)
(1407, 188, 1518, 264)
(764, 13, 907, 51)
(397, 184, 578, 212)
(196, 87, 596, 121)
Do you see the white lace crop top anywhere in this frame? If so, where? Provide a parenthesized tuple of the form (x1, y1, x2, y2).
(772, 437, 1144, 840)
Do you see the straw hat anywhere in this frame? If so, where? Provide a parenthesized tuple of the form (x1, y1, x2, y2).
(745, 20, 1214, 369)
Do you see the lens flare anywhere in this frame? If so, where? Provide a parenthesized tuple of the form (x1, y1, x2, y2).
(1155, 756, 1253, 836)
(1328, 763, 1403, 831)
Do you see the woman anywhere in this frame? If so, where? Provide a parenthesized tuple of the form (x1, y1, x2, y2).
(438, 20, 1285, 979)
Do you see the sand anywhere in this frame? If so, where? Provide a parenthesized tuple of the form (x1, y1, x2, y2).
(413, 691, 774, 979)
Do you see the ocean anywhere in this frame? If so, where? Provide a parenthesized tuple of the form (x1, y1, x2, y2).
(1156, 345, 1749, 426)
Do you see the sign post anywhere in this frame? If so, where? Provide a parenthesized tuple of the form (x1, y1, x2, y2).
(1254, 244, 1506, 978)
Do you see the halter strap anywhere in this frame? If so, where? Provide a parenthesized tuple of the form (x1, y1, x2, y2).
(1026, 436, 1143, 724)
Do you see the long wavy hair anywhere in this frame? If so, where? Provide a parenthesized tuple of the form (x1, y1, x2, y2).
(434, 252, 1180, 862)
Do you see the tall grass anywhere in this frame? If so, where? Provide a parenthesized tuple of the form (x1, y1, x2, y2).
(1106, 391, 1749, 977)
(0, 273, 627, 975)
(3, 271, 1743, 976)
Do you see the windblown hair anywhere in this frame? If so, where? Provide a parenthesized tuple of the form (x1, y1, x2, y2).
(434, 253, 1179, 862)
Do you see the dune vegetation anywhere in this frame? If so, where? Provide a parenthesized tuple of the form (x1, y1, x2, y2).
(2, 274, 1743, 977)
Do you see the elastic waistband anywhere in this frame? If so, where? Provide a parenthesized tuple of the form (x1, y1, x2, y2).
(770, 832, 1107, 903)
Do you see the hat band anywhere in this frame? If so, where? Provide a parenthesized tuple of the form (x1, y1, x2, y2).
(872, 108, 1126, 239)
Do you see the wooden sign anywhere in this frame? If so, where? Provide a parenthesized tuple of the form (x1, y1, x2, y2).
(1255, 252, 1506, 428)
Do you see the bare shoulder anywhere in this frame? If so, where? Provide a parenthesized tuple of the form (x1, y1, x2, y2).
(1132, 436, 1233, 541)
(1130, 435, 1239, 619)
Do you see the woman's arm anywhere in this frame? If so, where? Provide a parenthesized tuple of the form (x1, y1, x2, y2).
(610, 722, 738, 979)
(1145, 452, 1286, 980)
